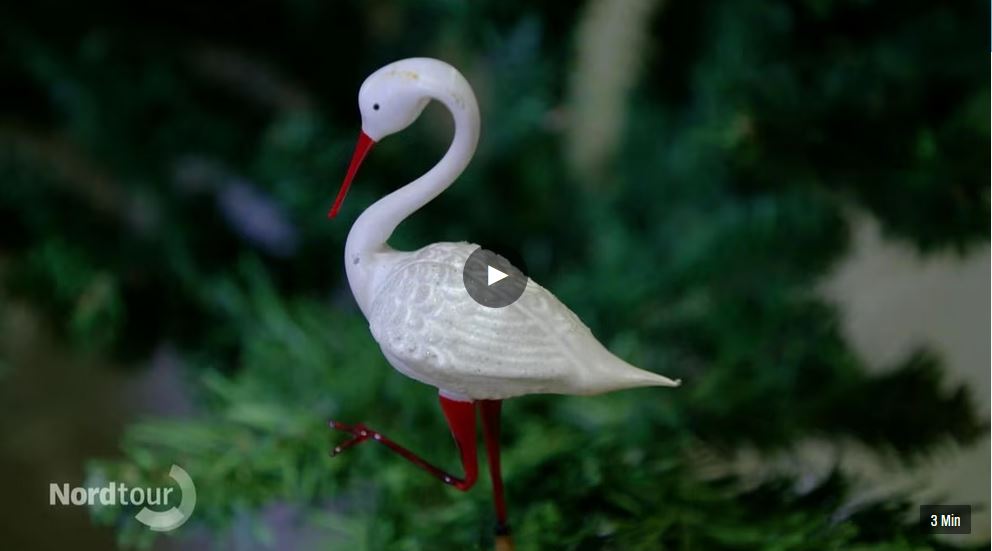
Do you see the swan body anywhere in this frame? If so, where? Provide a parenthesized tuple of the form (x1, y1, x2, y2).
(366, 241, 677, 400)
(333, 57, 679, 402)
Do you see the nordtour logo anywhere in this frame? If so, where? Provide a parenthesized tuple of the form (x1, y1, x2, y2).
(50, 464, 196, 531)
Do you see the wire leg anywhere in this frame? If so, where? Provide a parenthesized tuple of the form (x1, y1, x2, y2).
(480, 399, 513, 550)
(329, 394, 479, 490)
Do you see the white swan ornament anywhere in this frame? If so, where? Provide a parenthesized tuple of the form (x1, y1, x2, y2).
(327, 58, 680, 544)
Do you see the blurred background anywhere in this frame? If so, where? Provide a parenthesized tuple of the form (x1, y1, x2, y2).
(0, 0, 988, 549)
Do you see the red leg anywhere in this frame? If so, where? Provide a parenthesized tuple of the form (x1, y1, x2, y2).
(329, 394, 478, 490)
(480, 400, 510, 537)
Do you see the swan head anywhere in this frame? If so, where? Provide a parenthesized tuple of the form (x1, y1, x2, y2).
(329, 58, 474, 218)
(357, 62, 433, 142)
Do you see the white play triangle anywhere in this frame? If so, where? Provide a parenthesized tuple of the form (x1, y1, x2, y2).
(487, 265, 509, 286)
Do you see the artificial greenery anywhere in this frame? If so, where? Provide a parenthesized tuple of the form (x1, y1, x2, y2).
(0, 0, 987, 549)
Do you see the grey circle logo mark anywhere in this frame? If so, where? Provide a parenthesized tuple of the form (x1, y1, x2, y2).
(463, 248, 528, 308)
(134, 465, 196, 532)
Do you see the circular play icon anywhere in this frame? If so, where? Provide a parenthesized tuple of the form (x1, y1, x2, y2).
(462, 247, 528, 308)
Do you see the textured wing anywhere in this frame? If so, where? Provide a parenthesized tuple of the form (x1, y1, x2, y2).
(368, 242, 596, 399)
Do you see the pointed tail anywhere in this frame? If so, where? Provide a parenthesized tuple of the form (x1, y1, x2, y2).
(572, 343, 681, 395)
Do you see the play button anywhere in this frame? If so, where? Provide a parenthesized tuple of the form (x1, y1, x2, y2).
(463, 247, 528, 308)
(487, 265, 509, 286)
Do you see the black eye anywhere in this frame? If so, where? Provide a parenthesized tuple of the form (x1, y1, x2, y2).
(373, 103, 380, 111)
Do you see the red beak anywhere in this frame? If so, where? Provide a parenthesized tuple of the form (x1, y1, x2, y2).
(329, 131, 376, 218)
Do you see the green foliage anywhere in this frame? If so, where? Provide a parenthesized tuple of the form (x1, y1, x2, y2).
(0, 0, 986, 548)
(89, 265, 982, 549)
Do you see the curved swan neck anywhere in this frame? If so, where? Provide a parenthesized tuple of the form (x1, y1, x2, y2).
(344, 78, 480, 314)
